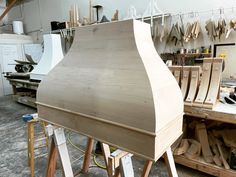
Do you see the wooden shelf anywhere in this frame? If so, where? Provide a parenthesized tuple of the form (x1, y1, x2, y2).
(8, 78, 39, 91)
(184, 103, 236, 124)
(12, 95, 36, 108)
(175, 155, 236, 177)
(176, 53, 212, 58)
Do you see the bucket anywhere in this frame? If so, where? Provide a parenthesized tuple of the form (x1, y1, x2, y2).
(13, 21, 24, 34)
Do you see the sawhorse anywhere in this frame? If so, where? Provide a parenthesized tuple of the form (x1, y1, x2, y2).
(45, 126, 178, 177)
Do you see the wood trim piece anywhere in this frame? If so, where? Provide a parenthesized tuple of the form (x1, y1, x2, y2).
(203, 59, 223, 109)
(195, 123, 213, 163)
(181, 66, 191, 100)
(168, 66, 182, 85)
(173, 66, 182, 85)
(193, 59, 213, 107)
(185, 66, 200, 106)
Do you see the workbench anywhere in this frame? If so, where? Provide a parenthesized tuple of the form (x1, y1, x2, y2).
(174, 103, 236, 177)
(7, 78, 39, 108)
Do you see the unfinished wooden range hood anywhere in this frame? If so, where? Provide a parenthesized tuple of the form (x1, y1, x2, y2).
(37, 19, 183, 161)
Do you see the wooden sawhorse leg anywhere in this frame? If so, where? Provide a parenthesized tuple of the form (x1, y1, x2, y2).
(163, 147, 178, 177)
(142, 147, 178, 177)
(101, 143, 130, 177)
(82, 137, 94, 173)
(141, 160, 153, 177)
(46, 126, 73, 177)
(28, 121, 35, 177)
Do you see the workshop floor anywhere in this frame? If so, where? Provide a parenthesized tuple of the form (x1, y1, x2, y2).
(0, 96, 212, 177)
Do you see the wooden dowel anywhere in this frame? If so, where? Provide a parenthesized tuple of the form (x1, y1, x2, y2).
(0, 0, 18, 21)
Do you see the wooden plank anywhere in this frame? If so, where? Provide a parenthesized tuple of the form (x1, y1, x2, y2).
(216, 139, 230, 170)
(193, 58, 213, 107)
(0, 0, 17, 21)
(195, 123, 213, 163)
(184, 139, 201, 159)
(185, 66, 200, 106)
(175, 155, 236, 177)
(204, 59, 223, 108)
(173, 139, 189, 156)
(181, 66, 191, 100)
(184, 104, 236, 124)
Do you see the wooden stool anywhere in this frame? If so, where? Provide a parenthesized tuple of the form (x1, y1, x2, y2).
(27, 119, 48, 177)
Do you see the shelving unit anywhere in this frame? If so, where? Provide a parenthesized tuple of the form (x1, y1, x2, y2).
(176, 53, 212, 65)
(174, 102, 236, 177)
(175, 155, 236, 177)
(7, 78, 39, 108)
(161, 52, 212, 65)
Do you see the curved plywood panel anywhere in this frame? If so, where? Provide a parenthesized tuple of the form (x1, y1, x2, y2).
(204, 59, 223, 108)
(30, 34, 64, 81)
(193, 59, 212, 107)
(37, 20, 183, 161)
(185, 66, 200, 106)
(181, 66, 191, 100)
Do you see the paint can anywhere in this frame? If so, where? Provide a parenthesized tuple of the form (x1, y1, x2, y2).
(13, 21, 24, 34)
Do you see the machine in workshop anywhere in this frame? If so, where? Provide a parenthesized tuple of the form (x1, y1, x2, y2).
(5, 34, 63, 107)
(36, 19, 184, 176)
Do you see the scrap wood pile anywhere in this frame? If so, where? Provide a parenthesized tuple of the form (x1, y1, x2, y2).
(173, 120, 236, 170)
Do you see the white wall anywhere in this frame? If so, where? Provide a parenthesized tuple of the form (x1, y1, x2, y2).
(7, 0, 236, 78)
(0, 0, 7, 25)
(7, 0, 236, 32)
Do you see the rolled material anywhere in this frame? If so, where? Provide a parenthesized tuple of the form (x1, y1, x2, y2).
(13, 21, 24, 34)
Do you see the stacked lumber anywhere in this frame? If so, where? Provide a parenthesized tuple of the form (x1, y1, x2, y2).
(169, 58, 223, 109)
(173, 120, 236, 170)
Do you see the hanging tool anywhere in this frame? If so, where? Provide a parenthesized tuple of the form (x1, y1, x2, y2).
(93, 5, 103, 22)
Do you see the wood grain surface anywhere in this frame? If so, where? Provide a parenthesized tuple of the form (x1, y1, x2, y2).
(37, 20, 183, 161)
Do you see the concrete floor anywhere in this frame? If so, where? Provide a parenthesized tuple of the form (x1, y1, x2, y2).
(0, 96, 212, 177)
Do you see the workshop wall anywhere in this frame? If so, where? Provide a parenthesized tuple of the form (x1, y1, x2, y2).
(7, 0, 236, 79)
